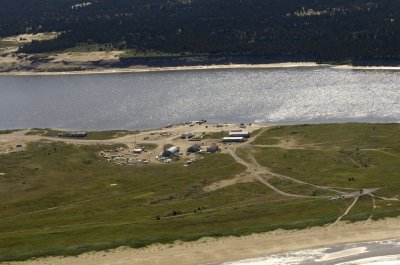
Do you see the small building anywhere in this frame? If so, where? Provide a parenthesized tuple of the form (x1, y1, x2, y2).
(132, 148, 143, 154)
(192, 120, 207, 125)
(207, 145, 219, 153)
(222, 137, 245, 143)
(163, 146, 180, 157)
(229, 131, 251, 138)
(187, 144, 201, 153)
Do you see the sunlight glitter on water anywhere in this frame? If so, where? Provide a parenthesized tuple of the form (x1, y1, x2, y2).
(0, 68, 399, 130)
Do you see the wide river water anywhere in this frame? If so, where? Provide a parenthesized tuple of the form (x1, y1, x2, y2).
(0, 67, 399, 130)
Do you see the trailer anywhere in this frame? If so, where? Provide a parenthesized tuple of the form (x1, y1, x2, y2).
(229, 131, 251, 138)
(222, 137, 245, 143)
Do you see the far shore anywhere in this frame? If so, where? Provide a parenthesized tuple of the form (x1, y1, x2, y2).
(3, 218, 400, 265)
(0, 62, 325, 76)
(2, 62, 400, 77)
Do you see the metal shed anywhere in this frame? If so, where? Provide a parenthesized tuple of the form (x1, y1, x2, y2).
(207, 145, 219, 153)
(187, 144, 201, 153)
(163, 146, 180, 157)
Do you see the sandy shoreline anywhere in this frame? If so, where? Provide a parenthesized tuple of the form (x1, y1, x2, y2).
(332, 65, 400, 71)
(0, 62, 324, 76)
(3, 218, 400, 265)
(2, 62, 400, 76)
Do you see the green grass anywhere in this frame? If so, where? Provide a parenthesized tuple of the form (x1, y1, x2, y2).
(250, 123, 400, 196)
(268, 177, 336, 197)
(1, 123, 400, 261)
(254, 123, 400, 148)
(203, 131, 228, 139)
(0, 140, 348, 261)
(341, 195, 374, 222)
(372, 200, 400, 220)
(238, 124, 400, 228)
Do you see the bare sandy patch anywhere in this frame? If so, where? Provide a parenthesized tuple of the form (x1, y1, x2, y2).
(1, 32, 60, 44)
(0, 56, 18, 64)
(203, 173, 256, 192)
(48, 51, 124, 63)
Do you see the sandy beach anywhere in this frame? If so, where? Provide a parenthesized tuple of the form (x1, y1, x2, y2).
(1, 62, 400, 77)
(0, 62, 325, 76)
(332, 65, 400, 71)
(2, 218, 400, 265)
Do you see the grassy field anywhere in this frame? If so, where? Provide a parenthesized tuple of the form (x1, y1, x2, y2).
(1, 123, 400, 261)
(250, 123, 400, 196)
(243, 122, 400, 221)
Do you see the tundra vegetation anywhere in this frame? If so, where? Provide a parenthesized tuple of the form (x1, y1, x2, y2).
(0, 123, 400, 261)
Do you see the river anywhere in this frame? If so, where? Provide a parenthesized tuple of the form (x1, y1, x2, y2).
(0, 67, 399, 130)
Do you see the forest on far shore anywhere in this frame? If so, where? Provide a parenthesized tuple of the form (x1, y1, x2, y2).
(1, 0, 400, 63)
